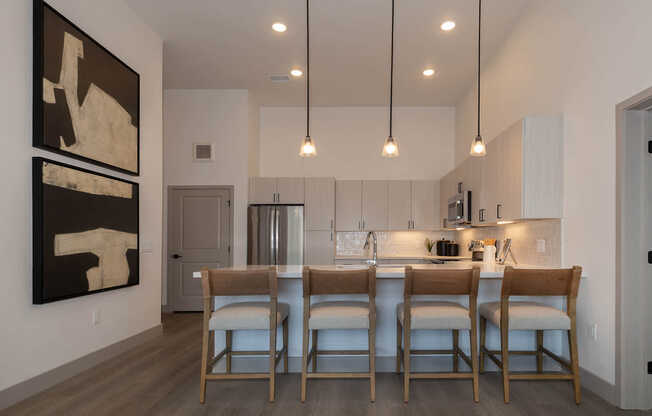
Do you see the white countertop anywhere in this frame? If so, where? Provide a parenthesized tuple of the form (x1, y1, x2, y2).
(191, 261, 578, 280)
(335, 255, 473, 261)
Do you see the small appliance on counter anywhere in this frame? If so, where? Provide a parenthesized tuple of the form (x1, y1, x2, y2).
(468, 240, 484, 262)
(445, 241, 459, 257)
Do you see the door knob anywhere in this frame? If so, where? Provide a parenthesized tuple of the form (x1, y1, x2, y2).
(172, 254, 182, 259)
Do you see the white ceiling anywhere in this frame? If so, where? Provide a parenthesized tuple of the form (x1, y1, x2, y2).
(125, 0, 529, 106)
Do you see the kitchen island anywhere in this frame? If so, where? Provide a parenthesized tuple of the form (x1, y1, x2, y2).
(193, 263, 583, 374)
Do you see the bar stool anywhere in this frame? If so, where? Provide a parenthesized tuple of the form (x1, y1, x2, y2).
(199, 267, 289, 403)
(479, 266, 582, 404)
(300, 266, 376, 402)
(397, 265, 481, 402)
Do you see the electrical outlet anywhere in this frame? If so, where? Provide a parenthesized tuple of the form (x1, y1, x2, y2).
(92, 310, 100, 326)
(536, 239, 546, 253)
(590, 324, 598, 341)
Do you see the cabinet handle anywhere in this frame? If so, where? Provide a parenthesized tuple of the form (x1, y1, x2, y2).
(408, 220, 411, 229)
(362, 220, 366, 230)
(330, 231, 333, 241)
(497, 204, 503, 219)
(330, 219, 334, 230)
(358, 221, 361, 230)
(412, 220, 415, 229)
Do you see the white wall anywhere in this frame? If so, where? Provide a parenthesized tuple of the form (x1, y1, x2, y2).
(0, 0, 163, 392)
(454, 0, 652, 385)
(163, 90, 252, 282)
(260, 106, 455, 179)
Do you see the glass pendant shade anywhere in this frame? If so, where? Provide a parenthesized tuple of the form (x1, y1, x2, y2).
(382, 136, 399, 157)
(299, 135, 316, 157)
(469, 134, 486, 157)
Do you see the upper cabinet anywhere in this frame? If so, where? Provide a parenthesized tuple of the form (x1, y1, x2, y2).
(411, 180, 439, 230)
(335, 180, 363, 231)
(388, 181, 412, 230)
(362, 180, 389, 231)
(305, 177, 335, 231)
(249, 177, 305, 204)
(439, 115, 563, 226)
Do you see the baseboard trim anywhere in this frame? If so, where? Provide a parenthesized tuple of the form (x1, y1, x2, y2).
(580, 367, 617, 406)
(0, 324, 162, 411)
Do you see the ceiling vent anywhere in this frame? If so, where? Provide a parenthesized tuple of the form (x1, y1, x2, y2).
(193, 143, 214, 161)
(269, 74, 290, 83)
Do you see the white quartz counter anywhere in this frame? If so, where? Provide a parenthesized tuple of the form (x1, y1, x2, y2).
(192, 262, 569, 280)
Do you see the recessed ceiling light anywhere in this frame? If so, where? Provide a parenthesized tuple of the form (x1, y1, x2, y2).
(272, 22, 287, 33)
(423, 68, 435, 77)
(440, 20, 456, 31)
(290, 69, 303, 77)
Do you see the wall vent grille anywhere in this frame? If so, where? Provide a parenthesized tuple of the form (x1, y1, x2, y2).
(193, 143, 214, 161)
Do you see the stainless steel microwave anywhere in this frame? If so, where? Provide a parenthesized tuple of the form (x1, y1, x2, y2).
(447, 190, 472, 225)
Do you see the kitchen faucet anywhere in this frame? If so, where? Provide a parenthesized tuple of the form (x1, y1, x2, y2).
(363, 231, 377, 266)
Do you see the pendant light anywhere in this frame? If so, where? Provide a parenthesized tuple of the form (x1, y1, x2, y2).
(382, 0, 399, 157)
(469, 0, 486, 157)
(299, 0, 316, 157)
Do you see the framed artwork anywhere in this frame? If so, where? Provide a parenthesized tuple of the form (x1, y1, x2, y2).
(33, 0, 140, 175)
(33, 157, 139, 304)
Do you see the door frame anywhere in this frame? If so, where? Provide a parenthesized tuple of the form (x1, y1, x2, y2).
(615, 86, 652, 409)
(166, 185, 234, 312)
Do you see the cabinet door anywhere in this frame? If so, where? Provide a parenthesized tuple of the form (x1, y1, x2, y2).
(305, 231, 335, 265)
(501, 122, 523, 221)
(484, 136, 505, 223)
(362, 180, 388, 231)
(305, 177, 335, 231)
(411, 180, 437, 230)
(388, 180, 412, 230)
(335, 180, 362, 231)
(439, 172, 452, 228)
(249, 177, 277, 204)
(277, 177, 305, 204)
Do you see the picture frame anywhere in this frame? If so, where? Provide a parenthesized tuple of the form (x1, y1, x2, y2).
(33, 0, 141, 175)
(33, 157, 140, 304)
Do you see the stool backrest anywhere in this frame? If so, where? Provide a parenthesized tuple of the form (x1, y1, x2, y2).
(404, 266, 480, 297)
(500, 266, 582, 299)
(302, 266, 376, 297)
(200, 267, 277, 298)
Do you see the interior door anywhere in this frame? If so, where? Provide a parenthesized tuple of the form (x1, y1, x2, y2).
(168, 187, 232, 311)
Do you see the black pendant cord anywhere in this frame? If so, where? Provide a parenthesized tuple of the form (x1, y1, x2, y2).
(389, 0, 395, 138)
(477, 0, 481, 137)
(306, 0, 310, 138)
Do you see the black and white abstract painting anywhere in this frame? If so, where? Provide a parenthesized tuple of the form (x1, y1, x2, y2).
(33, 158, 139, 304)
(33, 1, 140, 175)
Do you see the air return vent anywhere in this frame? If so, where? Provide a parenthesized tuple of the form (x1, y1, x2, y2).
(269, 74, 290, 83)
(193, 143, 214, 161)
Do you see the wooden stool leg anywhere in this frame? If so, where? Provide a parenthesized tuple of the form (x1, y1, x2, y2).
(369, 322, 376, 402)
(403, 320, 411, 403)
(199, 328, 209, 404)
(470, 326, 479, 402)
(396, 318, 402, 373)
(311, 329, 318, 372)
(452, 329, 460, 372)
(225, 330, 233, 374)
(479, 317, 487, 373)
(500, 324, 510, 403)
(569, 328, 581, 404)
(269, 323, 277, 402)
(283, 318, 289, 374)
(536, 330, 544, 373)
(301, 306, 309, 402)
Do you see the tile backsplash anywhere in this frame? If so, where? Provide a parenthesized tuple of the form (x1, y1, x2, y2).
(335, 219, 561, 267)
(455, 219, 561, 267)
(336, 231, 455, 257)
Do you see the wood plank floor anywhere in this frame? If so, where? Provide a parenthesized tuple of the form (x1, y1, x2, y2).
(2, 313, 644, 416)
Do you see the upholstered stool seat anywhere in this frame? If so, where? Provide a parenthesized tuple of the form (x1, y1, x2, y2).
(397, 301, 471, 330)
(309, 301, 370, 329)
(210, 301, 290, 330)
(479, 301, 570, 330)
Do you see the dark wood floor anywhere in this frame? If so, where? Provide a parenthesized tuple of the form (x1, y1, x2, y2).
(3, 313, 644, 416)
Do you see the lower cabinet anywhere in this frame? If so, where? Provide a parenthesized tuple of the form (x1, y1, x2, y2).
(304, 231, 335, 265)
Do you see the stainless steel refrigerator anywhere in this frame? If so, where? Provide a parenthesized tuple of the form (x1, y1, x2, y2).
(247, 205, 304, 265)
